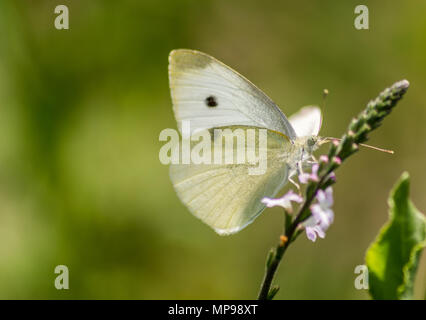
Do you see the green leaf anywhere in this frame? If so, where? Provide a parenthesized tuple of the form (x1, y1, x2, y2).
(366, 172, 426, 299)
(267, 285, 280, 300)
(266, 248, 275, 268)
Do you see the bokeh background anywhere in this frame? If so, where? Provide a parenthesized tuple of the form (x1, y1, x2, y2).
(0, 0, 425, 299)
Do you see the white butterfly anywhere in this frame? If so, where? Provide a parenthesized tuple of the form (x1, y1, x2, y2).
(168, 49, 323, 235)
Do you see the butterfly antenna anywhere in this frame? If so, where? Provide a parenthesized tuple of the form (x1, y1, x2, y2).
(322, 89, 329, 112)
(318, 89, 328, 133)
(321, 137, 394, 154)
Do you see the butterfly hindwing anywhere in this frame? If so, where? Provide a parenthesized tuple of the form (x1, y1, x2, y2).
(288, 106, 322, 137)
(169, 127, 292, 235)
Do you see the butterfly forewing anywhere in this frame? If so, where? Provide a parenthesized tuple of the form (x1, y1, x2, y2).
(168, 49, 297, 139)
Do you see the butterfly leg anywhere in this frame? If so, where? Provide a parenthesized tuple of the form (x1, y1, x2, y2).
(297, 160, 304, 175)
(289, 176, 301, 194)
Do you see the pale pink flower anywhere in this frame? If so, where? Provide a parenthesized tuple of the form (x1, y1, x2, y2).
(299, 163, 319, 184)
(261, 190, 303, 213)
(303, 187, 334, 242)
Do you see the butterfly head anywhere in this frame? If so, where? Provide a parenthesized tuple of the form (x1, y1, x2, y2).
(304, 135, 322, 154)
(290, 135, 322, 164)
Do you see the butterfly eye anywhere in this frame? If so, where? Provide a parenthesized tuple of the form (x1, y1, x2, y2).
(205, 95, 218, 107)
(307, 137, 316, 147)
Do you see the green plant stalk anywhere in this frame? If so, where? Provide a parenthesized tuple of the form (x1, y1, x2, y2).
(257, 80, 410, 300)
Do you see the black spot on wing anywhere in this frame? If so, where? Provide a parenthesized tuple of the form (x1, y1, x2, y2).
(205, 95, 218, 107)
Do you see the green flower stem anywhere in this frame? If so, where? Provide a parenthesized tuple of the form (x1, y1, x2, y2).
(257, 80, 410, 300)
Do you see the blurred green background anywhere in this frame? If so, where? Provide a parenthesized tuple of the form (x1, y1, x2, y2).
(0, 0, 425, 299)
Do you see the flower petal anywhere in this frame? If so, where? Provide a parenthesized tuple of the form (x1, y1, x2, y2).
(316, 189, 326, 203)
(312, 163, 319, 175)
(286, 191, 303, 203)
(261, 191, 303, 211)
(319, 155, 329, 163)
(261, 197, 290, 209)
(303, 216, 317, 228)
(305, 227, 317, 242)
(298, 173, 310, 184)
(333, 156, 342, 165)
(311, 204, 331, 229)
(314, 225, 325, 238)
(325, 187, 334, 206)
